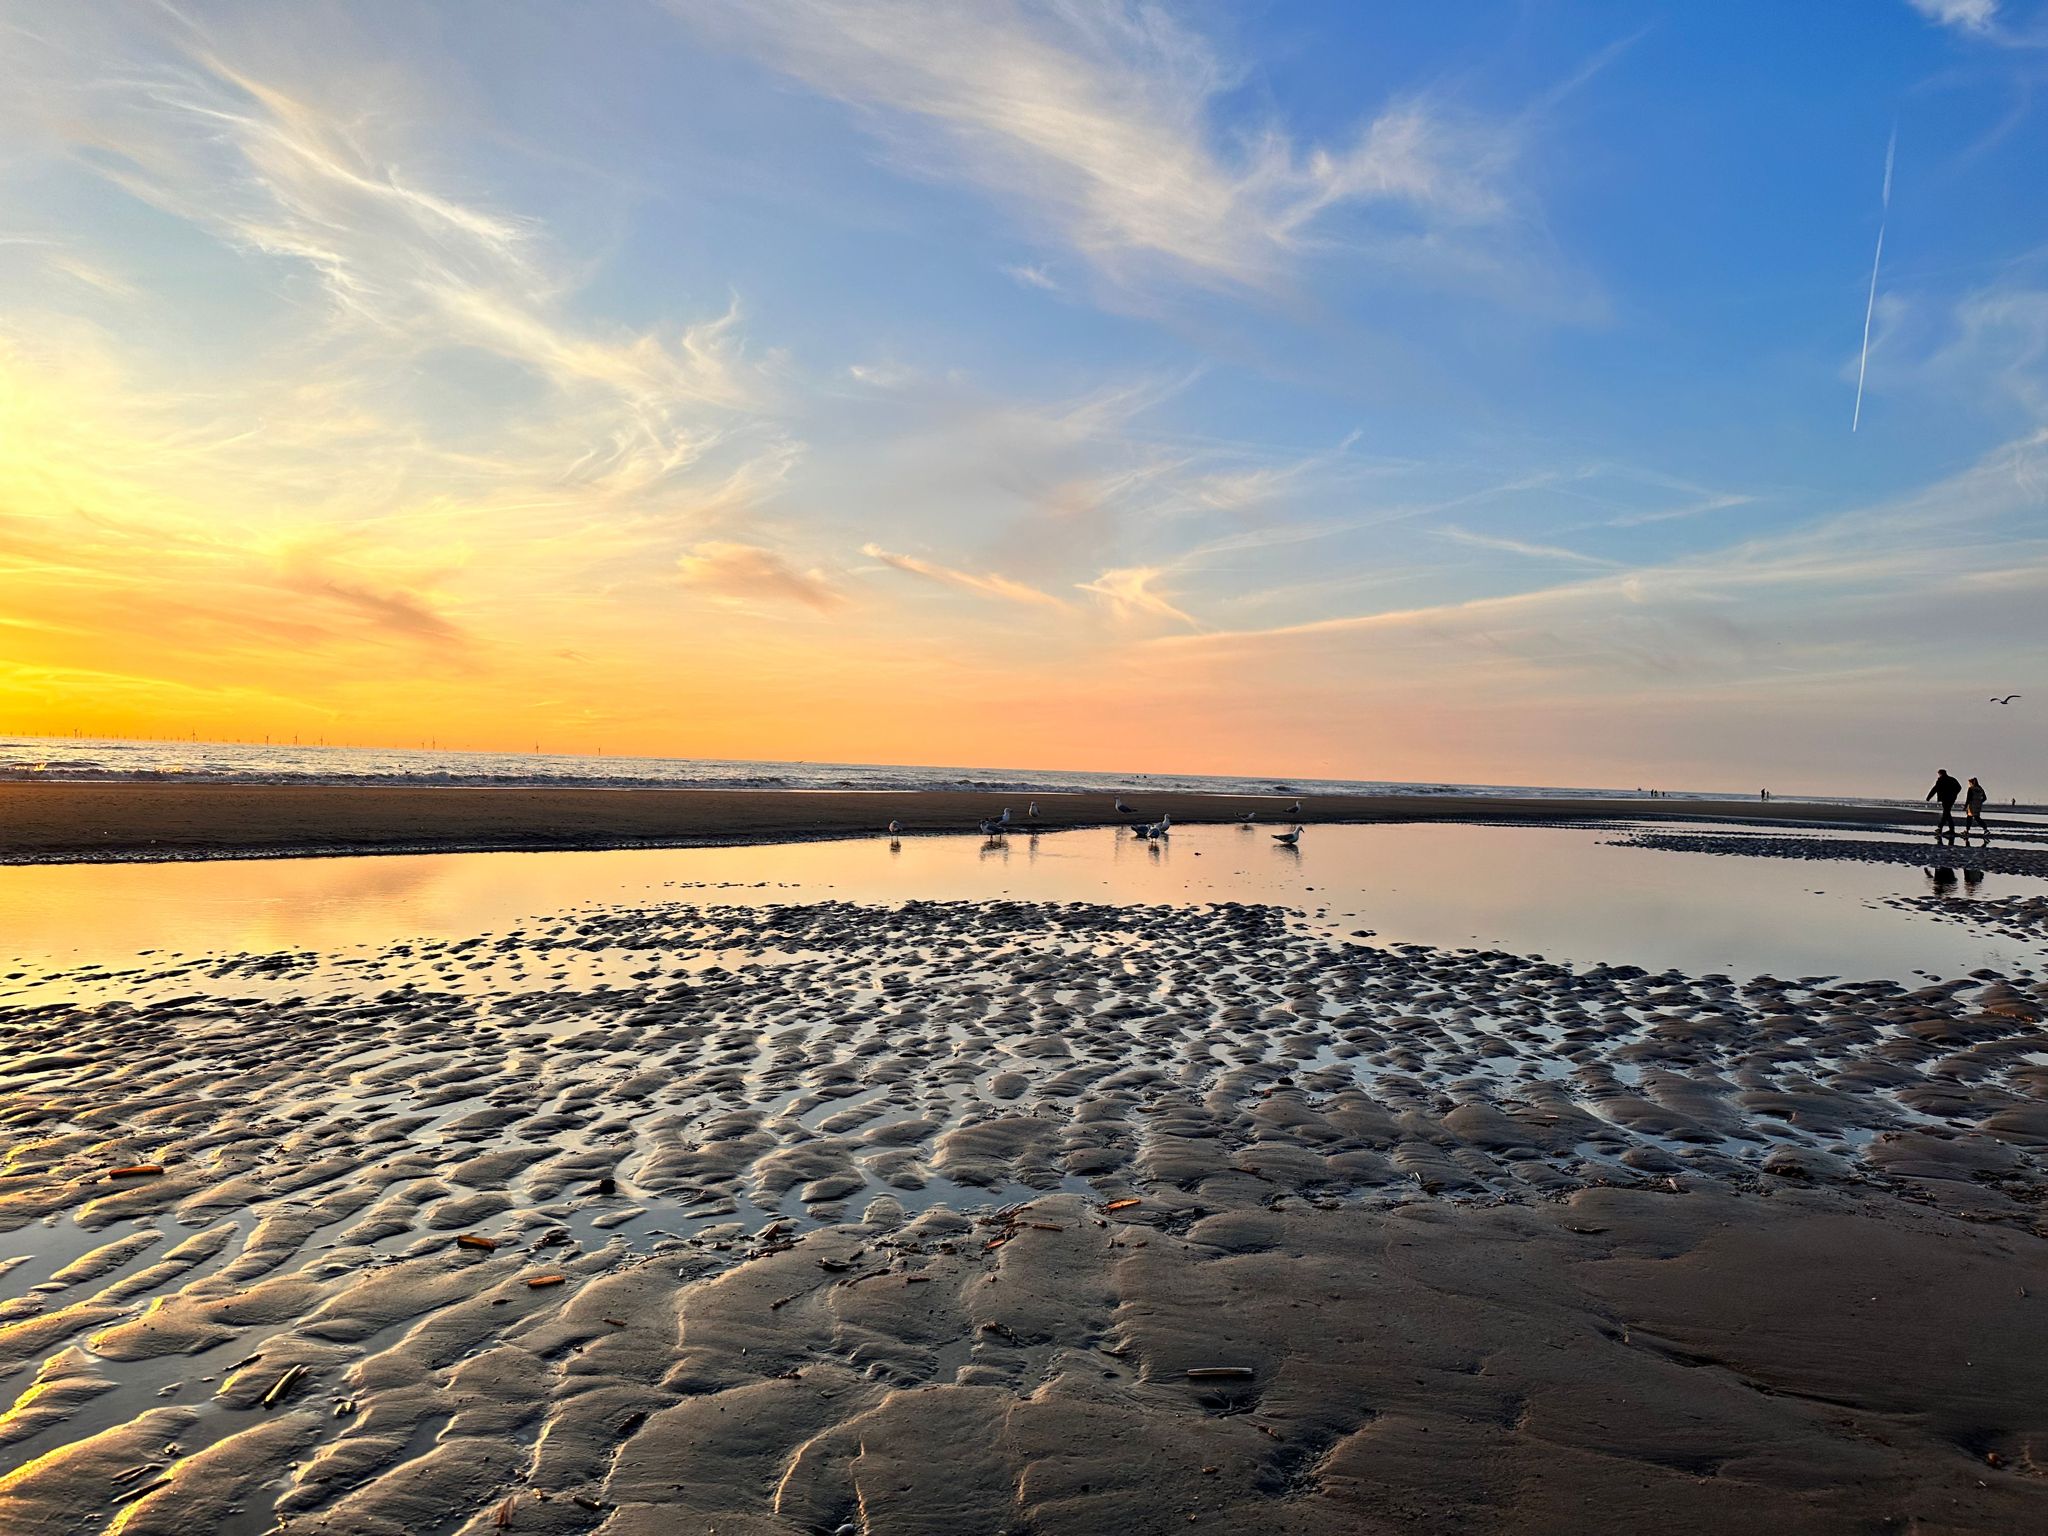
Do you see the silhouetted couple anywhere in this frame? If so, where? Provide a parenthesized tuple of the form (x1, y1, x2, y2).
(1925, 768, 1990, 844)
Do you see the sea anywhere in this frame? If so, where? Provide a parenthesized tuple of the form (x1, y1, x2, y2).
(0, 736, 1918, 810)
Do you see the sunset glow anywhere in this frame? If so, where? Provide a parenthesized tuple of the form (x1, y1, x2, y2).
(2, 2, 2043, 793)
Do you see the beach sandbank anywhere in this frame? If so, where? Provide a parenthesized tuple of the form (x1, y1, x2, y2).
(0, 782, 1955, 865)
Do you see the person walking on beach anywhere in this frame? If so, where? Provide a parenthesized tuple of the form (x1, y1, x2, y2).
(1926, 768, 1962, 842)
(1963, 776, 1990, 843)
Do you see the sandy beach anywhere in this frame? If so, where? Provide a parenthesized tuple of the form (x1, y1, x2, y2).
(7, 0, 2043, 1529)
(0, 782, 1983, 865)
(1, 856, 2044, 1533)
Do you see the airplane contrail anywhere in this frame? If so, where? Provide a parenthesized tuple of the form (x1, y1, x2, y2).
(1851, 127, 1896, 433)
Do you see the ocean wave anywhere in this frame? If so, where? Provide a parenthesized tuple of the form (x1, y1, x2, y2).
(0, 738, 1933, 811)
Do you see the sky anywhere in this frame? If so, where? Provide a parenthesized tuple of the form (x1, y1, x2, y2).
(1, 0, 2044, 795)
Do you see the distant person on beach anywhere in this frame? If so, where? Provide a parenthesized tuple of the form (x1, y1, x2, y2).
(1963, 776, 1990, 842)
(1926, 768, 1961, 842)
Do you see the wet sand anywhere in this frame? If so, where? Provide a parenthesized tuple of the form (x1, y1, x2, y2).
(0, 782, 1964, 865)
(1624, 828, 2048, 880)
(1, 894, 2044, 1532)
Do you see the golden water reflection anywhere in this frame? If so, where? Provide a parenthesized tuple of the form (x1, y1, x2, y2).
(0, 822, 2035, 994)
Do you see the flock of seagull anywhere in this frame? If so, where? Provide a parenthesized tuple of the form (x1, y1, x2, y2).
(885, 798, 1307, 846)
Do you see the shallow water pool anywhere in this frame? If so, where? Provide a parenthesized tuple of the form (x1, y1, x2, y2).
(0, 819, 2040, 994)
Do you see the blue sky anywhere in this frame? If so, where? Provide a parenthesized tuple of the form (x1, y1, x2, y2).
(0, 0, 2043, 792)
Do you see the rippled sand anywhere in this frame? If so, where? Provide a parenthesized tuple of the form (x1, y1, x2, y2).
(2, 897, 2044, 1533)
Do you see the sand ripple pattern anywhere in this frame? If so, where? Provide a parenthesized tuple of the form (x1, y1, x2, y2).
(0, 898, 2044, 1533)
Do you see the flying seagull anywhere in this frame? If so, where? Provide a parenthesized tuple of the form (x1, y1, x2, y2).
(1990, 695, 2021, 705)
(1272, 825, 1303, 847)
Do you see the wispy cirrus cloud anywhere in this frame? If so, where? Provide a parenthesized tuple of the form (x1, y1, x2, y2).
(862, 544, 1068, 610)
(1151, 427, 2048, 695)
(1077, 565, 1199, 627)
(676, 541, 843, 611)
(1437, 523, 1622, 568)
(2, 8, 774, 508)
(676, 0, 1533, 296)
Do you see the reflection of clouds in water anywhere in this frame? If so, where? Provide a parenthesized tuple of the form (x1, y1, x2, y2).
(0, 823, 2035, 987)
(230, 856, 453, 952)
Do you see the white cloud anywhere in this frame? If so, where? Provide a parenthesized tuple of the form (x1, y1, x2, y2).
(1906, 0, 1999, 33)
(677, 0, 1528, 294)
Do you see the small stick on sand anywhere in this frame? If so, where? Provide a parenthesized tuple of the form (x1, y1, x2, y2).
(262, 1364, 308, 1407)
(1185, 1367, 1256, 1381)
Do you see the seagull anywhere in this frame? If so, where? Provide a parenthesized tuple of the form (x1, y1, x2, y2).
(1242, 810, 1256, 822)
(1288, 800, 1302, 815)
(999, 807, 1012, 825)
(886, 820, 901, 834)
(978, 818, 1007, 836)
(1114, 798, 1134, 814)
(1272, 825, 1303, 847)
(1990, 695, 2021, 705)
(1028, 801, 1039, 817)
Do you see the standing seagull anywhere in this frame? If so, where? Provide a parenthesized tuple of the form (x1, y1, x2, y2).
(1287, 800, 1302, 816)
(1272, 825, 1303, 847)
(999, 807, 1012, 826)
(1990, 695, 2022, 705)
(1114, 798, 1134, 814)
(886, 820, 901, 834)
(1028, 801, 1039, 818)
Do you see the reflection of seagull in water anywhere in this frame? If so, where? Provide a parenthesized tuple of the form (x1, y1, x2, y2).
(1272, 825, 1303, 846)
(1990, 695, 2021, 705)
